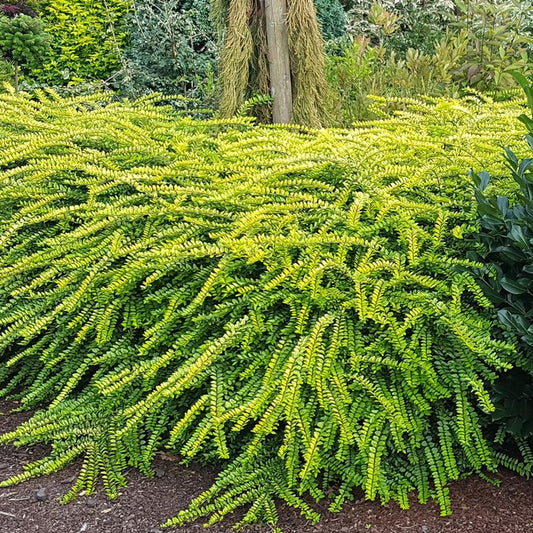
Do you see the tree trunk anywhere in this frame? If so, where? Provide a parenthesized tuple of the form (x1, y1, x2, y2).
(264, 0, 292, 123)
(14, 61, 19, 93)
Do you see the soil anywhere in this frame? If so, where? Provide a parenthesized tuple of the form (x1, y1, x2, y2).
(1, 400, 532, 533)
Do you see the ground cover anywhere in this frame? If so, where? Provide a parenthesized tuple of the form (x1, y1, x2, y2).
(0, 89, 530, 530)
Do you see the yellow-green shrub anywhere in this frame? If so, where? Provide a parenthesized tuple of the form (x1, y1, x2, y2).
(35, 0, 130, 84)
(0, 89, 529, 529)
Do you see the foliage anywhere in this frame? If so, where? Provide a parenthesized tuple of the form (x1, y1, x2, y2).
(34, 0, 130, 85)
(0, 60, 14, 87)
(451, 0, 533, 89)
(314, 0, 346, 41)
(470, 73, 533, 440)
(344, 0, 533, 74)
(0, 1, 37, 17)
(344, 0, 455, 55)
(0, 13, 49, 89)
(236, 93, 274, 117)
(0, 90, 529, 529)
(325, 35, 470, 124)
(336, 0, 533, 120)
(0, 0, 44, 12)
(114, 0, 218, 102)
(327, 0, 533, 126)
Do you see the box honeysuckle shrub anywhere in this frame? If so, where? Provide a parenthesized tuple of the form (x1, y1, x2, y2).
(0, 89, 529, 529)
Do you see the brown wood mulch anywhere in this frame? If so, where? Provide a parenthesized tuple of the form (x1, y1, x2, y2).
(1, 400, 532, 533)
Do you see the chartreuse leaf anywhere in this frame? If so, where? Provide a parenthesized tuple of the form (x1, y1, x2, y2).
(0, 90, 528, 529)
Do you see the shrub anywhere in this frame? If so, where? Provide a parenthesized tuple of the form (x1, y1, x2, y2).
(325, 35, 468, 124)
(314, 0, 347, 41)
(0, 90, 529, 529)
(451, 0, 533, 89)
(0, 0, 44, 13)
(0, 12, 49, 90)
(336, 0, 533, 119)
(34, 0, 130, 84)
(0, 1, 37, 17)
(471, 73, 533, 442)
(344, 0, 455, 55)
(115, 0, 218, 102)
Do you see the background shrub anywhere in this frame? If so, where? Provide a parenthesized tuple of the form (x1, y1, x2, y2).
(326, 35, 468, 124)
(314, 0, 347, 41)
(35, 0, 130, 85)
(343, 0, 455, 54)
(114, 0, 217, 101)
(451, 0, 533, 89)
(326, 1, 533, 125)
(0, 12, 49, 90)
(0, 1, 37, 16)
(8, 0, 533, 116)
(0, 90, 529, 528)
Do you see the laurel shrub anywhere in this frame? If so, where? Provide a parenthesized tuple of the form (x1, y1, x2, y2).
(469, 74, 533, 447)
(0, 89, 530, 529)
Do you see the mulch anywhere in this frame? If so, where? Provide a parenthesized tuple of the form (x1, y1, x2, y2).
(1, 400, 532, 533)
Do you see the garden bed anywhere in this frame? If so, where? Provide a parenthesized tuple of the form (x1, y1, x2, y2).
(1, 401, 532, 533)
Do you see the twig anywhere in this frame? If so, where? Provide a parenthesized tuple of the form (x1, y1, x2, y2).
(0, 511, 16, 518)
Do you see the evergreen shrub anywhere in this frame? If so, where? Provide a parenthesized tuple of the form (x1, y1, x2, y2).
(471, 73, 533, 444)
(115, 0, 218, 101)
(35, 0, 130, 84)
(314, 0, 346, 41)
(0, 12, 49, 90)
(0, 90, 529, 529)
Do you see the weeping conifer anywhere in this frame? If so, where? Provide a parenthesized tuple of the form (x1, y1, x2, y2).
(214, 0, 329, 126)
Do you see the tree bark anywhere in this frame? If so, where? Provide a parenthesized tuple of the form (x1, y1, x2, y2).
(264, 0, 292, 123)
(14, 61, 19, 93)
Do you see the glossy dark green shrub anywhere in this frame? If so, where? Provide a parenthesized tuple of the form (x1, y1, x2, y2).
(471, 73, 533, 440)
(472, 163, 533, 438)
(472, 75, 533, 353)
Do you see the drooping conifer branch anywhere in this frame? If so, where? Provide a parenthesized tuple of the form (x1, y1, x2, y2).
(215, 0, 329, 126)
